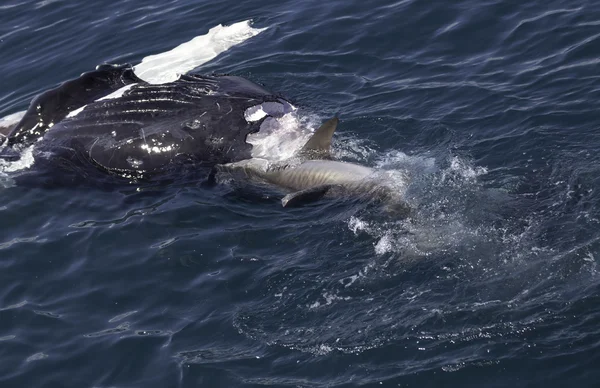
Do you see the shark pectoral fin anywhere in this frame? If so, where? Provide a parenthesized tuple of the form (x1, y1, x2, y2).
(298, 116, 339, 159)
(281, 185, 337, 207)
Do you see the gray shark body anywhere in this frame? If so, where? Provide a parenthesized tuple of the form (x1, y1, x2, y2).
(218, 118, 410, 213)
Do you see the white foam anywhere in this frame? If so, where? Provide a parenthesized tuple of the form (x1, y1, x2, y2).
(374, 232, 394, 255)
(133, 20, 267, 84)
(0, 145, 35, 185)
(348, 217, 405, 256)
(448, 156, 488, 179)
(346, 153, 496, 257)
(307, 292, 351, 309)
(374, 150, 437, 173)
(330, 136, 376, 162)
(0, 114, 35, 181)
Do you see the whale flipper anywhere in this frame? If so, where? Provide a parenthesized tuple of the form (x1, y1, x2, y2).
(5, 64, 142, 149)
(0, 124, 14, 139)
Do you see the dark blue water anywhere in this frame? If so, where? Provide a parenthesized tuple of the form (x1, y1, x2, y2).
(2, 0, 600, 386)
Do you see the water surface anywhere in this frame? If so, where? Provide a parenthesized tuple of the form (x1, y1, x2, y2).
(1, 0, 600, 387)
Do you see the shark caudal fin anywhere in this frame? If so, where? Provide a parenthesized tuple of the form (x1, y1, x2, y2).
(297, 117, 339, 159)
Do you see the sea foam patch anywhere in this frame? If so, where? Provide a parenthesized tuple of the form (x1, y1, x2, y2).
(0, 145, 35, 186)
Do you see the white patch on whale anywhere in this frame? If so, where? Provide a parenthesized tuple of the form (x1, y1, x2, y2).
(247, 114, 317, 162)
(66, 106, 85, 119)
(243, 100, 310, 162)
(97, 83, 137, 101)
(0, 110, 26, 130)
(244, 100, 297, 122)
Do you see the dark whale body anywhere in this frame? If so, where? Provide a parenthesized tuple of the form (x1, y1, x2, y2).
(1, 64, 291, 179)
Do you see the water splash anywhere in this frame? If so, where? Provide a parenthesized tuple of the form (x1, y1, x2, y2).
(0, 145, 35, 186)
(345, 151, 520, 259)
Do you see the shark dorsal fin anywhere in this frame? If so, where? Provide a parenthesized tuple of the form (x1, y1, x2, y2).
(298, 117, 339, 159)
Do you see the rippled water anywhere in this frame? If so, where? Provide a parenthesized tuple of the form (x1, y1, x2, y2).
(2, 0, 600, 387)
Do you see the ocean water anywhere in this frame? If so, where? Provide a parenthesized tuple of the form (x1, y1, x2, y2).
(1, 0, 600, 387)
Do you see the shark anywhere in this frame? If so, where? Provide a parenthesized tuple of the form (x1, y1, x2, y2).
(216, 117, 411, 214)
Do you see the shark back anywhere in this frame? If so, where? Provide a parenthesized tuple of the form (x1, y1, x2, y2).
(265, 160, 375, 191)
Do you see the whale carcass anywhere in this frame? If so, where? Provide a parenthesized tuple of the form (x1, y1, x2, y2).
(0, 64, 294, 178)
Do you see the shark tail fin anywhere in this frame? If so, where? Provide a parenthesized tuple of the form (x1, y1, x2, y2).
(298, 117, 339, 159)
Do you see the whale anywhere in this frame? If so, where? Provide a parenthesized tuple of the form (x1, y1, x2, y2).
(216, 117, 411, 214)
(0, 63, 294, 178)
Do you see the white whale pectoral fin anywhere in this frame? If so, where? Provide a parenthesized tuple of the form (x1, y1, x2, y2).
(281, 184, 340, 208)
(0, 123, 17, 139)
